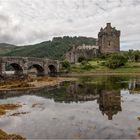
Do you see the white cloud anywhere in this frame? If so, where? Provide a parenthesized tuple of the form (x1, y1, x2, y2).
(0, 0, 140, 50)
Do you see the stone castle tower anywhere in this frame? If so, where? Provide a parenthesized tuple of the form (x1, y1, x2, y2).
(98, 23, 120, 54)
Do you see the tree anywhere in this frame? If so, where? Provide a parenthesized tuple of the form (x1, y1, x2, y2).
(106, 53, 127, 69)
(134, 50, 140, 62)
(127, 50, 135, 62)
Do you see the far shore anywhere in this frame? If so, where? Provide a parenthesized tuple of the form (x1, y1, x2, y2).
(64, 72, 140, 77)
(0, 72, 140, 92)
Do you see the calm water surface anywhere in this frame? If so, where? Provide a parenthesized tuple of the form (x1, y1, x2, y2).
(0, 76, 140, 139)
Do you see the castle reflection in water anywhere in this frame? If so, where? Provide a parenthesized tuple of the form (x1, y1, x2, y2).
(63, 76, 139, 120)
(97, 90, 121, 120)
(67, 82, 122, 120)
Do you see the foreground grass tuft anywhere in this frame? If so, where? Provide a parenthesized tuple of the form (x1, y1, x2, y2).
(0, 104, 21, 116)
(0, 129, 26, 140)
(137, 117, 140, 121)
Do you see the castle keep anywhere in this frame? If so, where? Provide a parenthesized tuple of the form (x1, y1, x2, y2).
(66, 23, 120, 63)
(98, 23, 120, 54)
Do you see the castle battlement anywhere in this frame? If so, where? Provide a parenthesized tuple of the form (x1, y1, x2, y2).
(98, 23, 120, 54)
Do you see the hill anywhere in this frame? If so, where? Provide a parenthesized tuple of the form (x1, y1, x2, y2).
(0, 36, 97, 60)
(0, 43, 16, 48)
(0, 43, 18, 55)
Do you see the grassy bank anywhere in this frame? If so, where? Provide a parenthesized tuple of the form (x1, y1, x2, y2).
(70, 61, 140, 75)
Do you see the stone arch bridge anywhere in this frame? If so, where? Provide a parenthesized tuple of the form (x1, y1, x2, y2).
(0, 57, 61, 76)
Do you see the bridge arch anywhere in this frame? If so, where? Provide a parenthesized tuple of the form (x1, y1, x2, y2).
(28, 64, 45, 76)
(48, 64, 57, 76)
(0, 57, 60, 77)
(6, 63, 23, 75)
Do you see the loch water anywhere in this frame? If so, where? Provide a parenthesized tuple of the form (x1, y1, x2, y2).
(0, 76, 140, 139)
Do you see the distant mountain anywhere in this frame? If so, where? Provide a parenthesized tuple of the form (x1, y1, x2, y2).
(0, 43, 17, 48)
(0, 43, 18, 55)
(0, 36, 97, 60)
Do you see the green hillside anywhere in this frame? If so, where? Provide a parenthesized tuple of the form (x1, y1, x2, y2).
(0, 43, 17, 55)
(0, 36, 96, 60)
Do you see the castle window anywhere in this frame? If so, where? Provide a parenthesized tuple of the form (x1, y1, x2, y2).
(109, 41, 111, 46)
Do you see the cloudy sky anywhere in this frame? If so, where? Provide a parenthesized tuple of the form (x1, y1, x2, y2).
(0, 0, 140, 50)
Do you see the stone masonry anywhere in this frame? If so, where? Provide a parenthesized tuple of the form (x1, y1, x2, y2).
(0, 57, 61, 76)
(98, 23, 120, 54)
(65, 45, 99, 63)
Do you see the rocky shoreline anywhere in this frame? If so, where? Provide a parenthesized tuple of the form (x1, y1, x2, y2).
(0, 77, 77, 99)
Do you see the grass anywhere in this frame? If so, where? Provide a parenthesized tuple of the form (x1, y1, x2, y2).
(138, 133, 140, 138)
(71, 60, 140, 74)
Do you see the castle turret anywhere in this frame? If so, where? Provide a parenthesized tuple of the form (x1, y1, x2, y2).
(98, 23, 120, 54)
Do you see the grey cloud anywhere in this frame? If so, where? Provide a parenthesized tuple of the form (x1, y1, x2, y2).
(0, 0, 139, 50)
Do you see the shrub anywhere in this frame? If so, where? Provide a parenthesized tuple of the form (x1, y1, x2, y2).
(99, 53, 111, 60)
(81, 62, 93, 70)
(100, 61, 106, 66)
(62, 60, 71, 70)
(106, 53, 127, 69)
(81, 60, 87, 65)
(134, 50, 140, 62)
(78, 56, 86, 63)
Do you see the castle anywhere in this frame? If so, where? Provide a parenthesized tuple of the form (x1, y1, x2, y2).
(66, 23, 120, 63)
(98, 23, 120, 54)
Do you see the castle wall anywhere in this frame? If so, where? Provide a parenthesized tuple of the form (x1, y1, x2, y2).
(65, 45, 99, 63)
